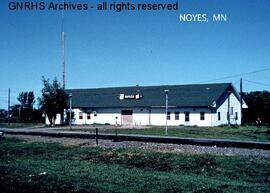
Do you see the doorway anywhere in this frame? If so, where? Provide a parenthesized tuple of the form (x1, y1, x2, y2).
(121, 110, 133, 125)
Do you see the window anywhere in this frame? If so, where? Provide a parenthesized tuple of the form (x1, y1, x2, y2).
(93, 111, 97, 117)
(79, 112, 83, 120)
(200, 112, 205, 120)
(185, 112, 189, 122)
(87, 112, 91, 120)
(167, 112, 171, 120)
(175, 112, 179, 120)
(218, 112, 221, 121)
(235, 112, 238, 120)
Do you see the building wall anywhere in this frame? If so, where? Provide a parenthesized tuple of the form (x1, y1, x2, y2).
(45, 114, 61, 125)
(133, 108, 151, 126)
(150, 108, 212, 126)
(71, 108, 151, 126)
(72, 108, 121, 125)
(212, 92, 241, 126)
(70, 107, 215, 127)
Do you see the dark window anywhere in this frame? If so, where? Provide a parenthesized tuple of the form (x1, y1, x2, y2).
(185, 112, 189, 122)
(175, 112, 179, 120)
(79, 112, 83, 120)
(200, 112, 205, 120)
(235, 112, 238, 120)
(94, 111, 97, 117)
(167, 112, 171, 120)
(87, 112, 91, 120)
(218, 112, 221, 121)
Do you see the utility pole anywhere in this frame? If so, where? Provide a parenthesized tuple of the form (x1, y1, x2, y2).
(164, 90, 169, 136)
(61, 26, 65, 89)
(61, 1, 65, 89)
(227, 90, 231, 127)
(240, 78, 243, 125)
(61, 4, 66, 125)
(8, 88, 10, 126)
(69, 93, 72, 129)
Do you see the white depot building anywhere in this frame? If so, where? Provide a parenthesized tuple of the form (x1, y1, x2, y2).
(51, 83, 247, 127)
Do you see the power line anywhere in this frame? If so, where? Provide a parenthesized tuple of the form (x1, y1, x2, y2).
(202, 67, 270, 83)
(233, 79, 240, 85)
(243, 79, 270, 87)
(0, 90, 21, 93)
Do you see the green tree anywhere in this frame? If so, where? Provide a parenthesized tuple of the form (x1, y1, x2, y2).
(17, 91, 35, 109)
(17, 92, 27, 108)
(243, 91, 270, 125)
(27, 92, 35, 109)
(17, 91, 35, 122)
(39, 77, 68, 126)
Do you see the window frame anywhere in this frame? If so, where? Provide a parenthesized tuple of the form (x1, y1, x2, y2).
(185, 112, 190, 122)
(167, 112, 171, 120)
(87, 112, 91, 120)
(175, 112, 179, 120)
(79, 112, 83, 120)
(200, 112, 205, 120)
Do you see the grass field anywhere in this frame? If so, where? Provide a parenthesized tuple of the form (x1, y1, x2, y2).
(68, 126, 270, 142)
(0, 137, 269, 193)
(0, 122, 45, 128)
(1, 123, 269, 142)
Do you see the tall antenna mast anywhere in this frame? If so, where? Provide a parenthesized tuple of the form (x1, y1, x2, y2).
(61, 0, 65, 89)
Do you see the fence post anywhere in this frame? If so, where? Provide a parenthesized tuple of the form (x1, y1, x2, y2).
(115, 127, 118, 141)
(95, 128, 98, 146)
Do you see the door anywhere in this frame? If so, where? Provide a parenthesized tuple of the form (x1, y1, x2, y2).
(121, 110, 133, 125)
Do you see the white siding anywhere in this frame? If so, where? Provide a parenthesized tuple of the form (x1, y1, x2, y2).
(72, 108, 121, 125)
(149, 108, 165, 126)
(72, 108, 151, 126)
(133, 108, 151, 125)
(52, 107, 218, 127)
(212, 92, 241, 126)
(149, 108, 212, 127)
(45, 114, 61, 125)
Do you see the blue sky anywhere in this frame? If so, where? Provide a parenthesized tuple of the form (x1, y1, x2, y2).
(0, 0, 270, 109)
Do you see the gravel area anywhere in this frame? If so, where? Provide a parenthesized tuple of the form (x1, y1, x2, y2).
(4, 134, 270, 158)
